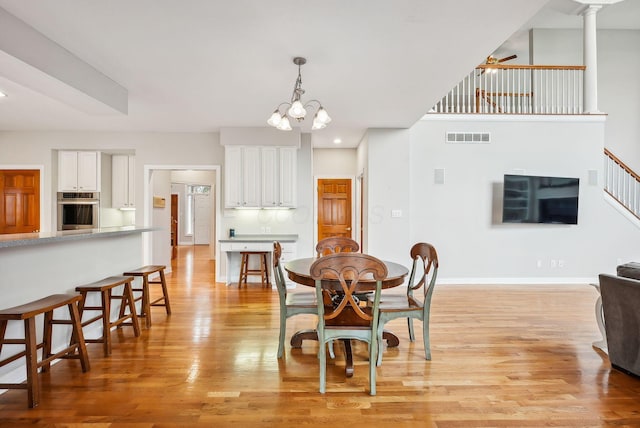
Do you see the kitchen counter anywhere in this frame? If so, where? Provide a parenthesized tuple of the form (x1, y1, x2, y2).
(0, 226, 155, 248)
(1, 225, 152, 389)
(218, 234, 298, 243)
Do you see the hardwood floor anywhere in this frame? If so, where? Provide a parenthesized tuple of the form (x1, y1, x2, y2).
(1, 245, 639, 426)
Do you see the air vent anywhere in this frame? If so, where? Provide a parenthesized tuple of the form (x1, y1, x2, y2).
(446, 132, 491, 144)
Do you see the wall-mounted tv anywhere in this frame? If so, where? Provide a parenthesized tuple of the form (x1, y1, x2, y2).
(502, 174, 579, 225)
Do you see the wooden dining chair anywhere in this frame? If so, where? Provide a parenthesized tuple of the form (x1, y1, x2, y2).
(371, 242, 439, 366)
(315, 237, 359, 257)
(273, 241, 318, 358)
(310, 252, 387, 395)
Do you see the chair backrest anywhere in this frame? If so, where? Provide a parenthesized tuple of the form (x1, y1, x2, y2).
(407, 242, 439, 301)
(273, 241, 287, 298)
(315, 237, 360, 258)
(310, 253, 387, 325)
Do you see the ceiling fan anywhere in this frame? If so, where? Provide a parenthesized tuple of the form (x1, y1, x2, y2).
(480, 54, 517, 74)
(485, 54, 517, 65)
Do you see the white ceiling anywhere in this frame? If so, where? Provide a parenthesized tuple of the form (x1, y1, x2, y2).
(0, 0, 637, 148)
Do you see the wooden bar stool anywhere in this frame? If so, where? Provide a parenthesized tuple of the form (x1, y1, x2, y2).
(238, 251, 270, 288)
(123, 265, 171, 328)
(0, 294, 90, 408)
(75, 276, 141, 356)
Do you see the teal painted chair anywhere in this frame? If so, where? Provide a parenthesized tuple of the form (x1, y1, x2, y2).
(310, 252, 387, 395)
(372, 242, 438, 366)
(273, 241, 318, 358)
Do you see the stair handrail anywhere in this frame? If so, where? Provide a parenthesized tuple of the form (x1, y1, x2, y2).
(604, 148, 640, 221)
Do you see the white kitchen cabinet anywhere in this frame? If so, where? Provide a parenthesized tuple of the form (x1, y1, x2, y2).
(261, 147, 278, 207)
(224, 146, 267, 208)
(242, 147, 261, 207)
(278, 147, 297, 208)
(58, 151, 100, 192)
(112, 155, 135, 208)
(224, 146, 290, 208)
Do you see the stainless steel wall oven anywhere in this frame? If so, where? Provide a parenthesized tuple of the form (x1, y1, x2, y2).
(57, 192, 100, 230)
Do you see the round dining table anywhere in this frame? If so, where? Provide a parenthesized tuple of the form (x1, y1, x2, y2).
(284, 257, 409, 377)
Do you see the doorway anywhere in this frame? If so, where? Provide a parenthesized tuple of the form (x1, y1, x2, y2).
(144, 165, 220, 272)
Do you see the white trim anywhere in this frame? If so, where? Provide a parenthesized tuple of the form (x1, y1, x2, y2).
(604, 192, 640, 228)
(421, 113, 608, 123)
(437, 277, 596, 285)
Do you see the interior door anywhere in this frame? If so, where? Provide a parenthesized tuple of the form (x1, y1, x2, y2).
(317, 178, 352, 241)
(171, 194, 178, 259)
(194, 192, 211, 245)
(0, 170, 40, 234)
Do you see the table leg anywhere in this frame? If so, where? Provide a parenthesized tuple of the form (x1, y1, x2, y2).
(342, 339, 354, 377)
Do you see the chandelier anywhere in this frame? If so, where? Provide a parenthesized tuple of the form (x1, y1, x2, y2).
(267, 57, 331, 131)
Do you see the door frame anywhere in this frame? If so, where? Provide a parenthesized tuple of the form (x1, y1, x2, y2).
(143, 165, 220, 269)
(313, 174, 358, 247)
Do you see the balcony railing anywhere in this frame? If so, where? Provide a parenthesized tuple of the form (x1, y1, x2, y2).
(430, 64, 586, 115)
(604, 148, 640, 221)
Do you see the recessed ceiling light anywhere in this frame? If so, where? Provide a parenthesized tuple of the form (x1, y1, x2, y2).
(0, 91, 7, 98)
(333, 138, 342, 144)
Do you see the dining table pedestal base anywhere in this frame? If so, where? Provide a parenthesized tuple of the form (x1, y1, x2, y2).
(290, 330, 399, 377)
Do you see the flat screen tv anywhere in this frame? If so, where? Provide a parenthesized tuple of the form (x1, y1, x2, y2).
(502, 174, 579, 225)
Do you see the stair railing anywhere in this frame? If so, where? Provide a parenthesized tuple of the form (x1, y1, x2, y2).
(604, 148, 640, 221)
(431, 64, 586, 115)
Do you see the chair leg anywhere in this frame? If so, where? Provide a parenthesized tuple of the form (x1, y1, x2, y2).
(319, 341, 326, 394)
(24, 317, 39, 408)
(376, 322, 385, 367)
(277, 311, 286, 358)
(407, 317, 415, 342)
(423, 318, 431, 360)
(369, 335, 378, 396)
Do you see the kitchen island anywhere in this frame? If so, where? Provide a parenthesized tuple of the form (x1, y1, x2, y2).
(0, 226, 154, 388)
(219, 234, 298, 287)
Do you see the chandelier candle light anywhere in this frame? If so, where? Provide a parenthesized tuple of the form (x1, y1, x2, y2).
(267, 57, 331, 131)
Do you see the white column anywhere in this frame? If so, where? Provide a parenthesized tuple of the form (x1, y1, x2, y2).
(582, 4, 602, 114)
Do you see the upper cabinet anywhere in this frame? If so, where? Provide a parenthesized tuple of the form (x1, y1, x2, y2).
(262, 146, 297, 208)
(224, 146, 297, 208)
(112, 155, 135, 208)
(58, 151, 100, 192)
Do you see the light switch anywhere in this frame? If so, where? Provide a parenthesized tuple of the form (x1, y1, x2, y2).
(391, 209, 402, 218)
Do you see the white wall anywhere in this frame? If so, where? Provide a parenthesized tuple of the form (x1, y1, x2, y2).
(313, 148, 358, 175)
(363, 116, 640, 283)
(150, 169, 172, 267)
(365, 129, 411, 264)
(531, 28, 640, 172)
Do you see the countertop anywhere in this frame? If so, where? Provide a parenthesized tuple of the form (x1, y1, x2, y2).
(219, 234, 298, 243)
(0, 226, 156, 249)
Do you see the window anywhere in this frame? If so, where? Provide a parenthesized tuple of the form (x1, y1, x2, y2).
(184, 184, 211, 236)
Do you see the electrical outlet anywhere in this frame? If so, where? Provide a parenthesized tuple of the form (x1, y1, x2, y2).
(558, 259, 565, 268)
(536, 260, 542, 268)
(550, 259, 557, 268)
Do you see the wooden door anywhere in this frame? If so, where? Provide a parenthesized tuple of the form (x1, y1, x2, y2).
(0, 170, 40, 234)
(171, 194, 178, 259)
(317, 178, 352, 241)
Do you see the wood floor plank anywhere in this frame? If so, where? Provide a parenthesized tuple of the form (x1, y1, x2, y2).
(1, 245, 639, 427)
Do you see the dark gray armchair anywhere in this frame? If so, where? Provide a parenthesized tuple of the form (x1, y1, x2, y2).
(599, 273, 640, 377)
